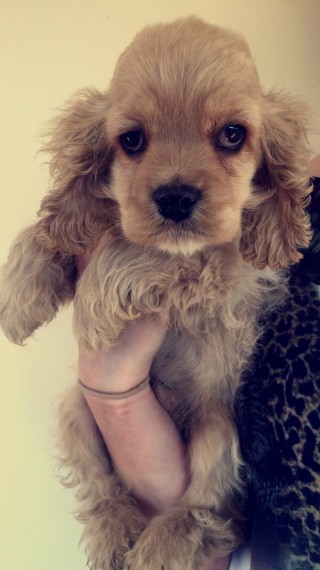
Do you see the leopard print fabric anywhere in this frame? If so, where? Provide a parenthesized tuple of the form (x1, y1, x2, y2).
(236, 178, 320, 570)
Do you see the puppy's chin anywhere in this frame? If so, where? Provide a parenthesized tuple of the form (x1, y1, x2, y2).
(122, 224, 220, 256)
(119, 215, 207, 256)
(121, 217, 242, 257)
(121, 214, 242, 257)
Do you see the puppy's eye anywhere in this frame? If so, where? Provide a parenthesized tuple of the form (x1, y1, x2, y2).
(216, 125, 247, 151)
(119, 130, 146, 155)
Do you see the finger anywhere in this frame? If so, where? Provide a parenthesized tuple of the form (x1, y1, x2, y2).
(75, 252, 93, 274)
(308, 154, 320, 177)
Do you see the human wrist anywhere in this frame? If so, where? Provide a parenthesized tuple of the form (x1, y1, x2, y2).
(78, 375, 150, 401)
(78, 350, 152, 394)
(82, 379, 154, 415)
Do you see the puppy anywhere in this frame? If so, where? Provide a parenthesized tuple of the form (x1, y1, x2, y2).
(0, 17, 311, 570)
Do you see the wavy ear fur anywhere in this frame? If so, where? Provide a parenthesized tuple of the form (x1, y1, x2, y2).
(38, 88, 115, 254)
(0, 89, 115, 344)
(240, 91, 312, 269)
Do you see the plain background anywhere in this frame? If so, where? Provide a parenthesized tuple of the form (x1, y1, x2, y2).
(1, 1, 319, 569)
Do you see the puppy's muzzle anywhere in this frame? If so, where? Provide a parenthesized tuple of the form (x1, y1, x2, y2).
(152, 184, 201, 222)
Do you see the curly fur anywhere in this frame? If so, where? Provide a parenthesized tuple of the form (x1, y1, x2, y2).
(0, 17, 312, 570)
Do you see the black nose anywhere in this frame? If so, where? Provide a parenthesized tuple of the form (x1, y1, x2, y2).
(152, 184, 201, 222)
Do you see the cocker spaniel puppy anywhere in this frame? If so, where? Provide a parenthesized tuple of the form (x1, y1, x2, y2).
(0, 17, 311, 570)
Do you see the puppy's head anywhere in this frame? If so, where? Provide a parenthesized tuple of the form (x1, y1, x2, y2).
(43, 17, 311, 266)
(104, 17, 311, 263)
(106, 18, 262, 256)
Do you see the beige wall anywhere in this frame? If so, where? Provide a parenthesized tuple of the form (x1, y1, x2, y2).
(1, 1, 319, 568)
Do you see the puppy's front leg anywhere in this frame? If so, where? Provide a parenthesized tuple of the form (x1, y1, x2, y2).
(73, 233, 167, 352)
(125, 406, 244, 570)
(0, 225, 75, 344)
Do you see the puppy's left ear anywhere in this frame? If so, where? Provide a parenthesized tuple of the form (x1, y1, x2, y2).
(240, 91, 312, 268)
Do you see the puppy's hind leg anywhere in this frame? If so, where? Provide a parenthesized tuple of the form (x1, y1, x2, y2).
(125, 406, 244, 570)
(56, 385, 146, 569)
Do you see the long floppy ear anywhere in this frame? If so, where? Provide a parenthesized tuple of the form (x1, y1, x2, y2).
(37, 88, 115, 254)
(240, 91, 312, 269)
(0, 89, 115, 344)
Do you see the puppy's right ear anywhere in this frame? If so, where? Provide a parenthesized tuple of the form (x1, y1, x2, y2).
(0, 89, 115, 344)
(38, 88, 115, 253)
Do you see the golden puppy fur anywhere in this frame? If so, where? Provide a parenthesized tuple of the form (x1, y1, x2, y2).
(0, 17, 312, 570)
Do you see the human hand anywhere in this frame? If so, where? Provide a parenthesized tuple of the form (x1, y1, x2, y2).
(78, 317, 167, 393)
(76, 253, 167, 393)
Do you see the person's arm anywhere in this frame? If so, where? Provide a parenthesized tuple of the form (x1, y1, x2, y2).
(79, 318, 189, 516)
(79, 319, 231, 570)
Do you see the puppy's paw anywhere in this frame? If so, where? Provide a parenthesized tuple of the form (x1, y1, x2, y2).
(83, 501, 146, 570)
(124, 507, 240, 570)
(74, 293, 128, 352)
(0, 268, 62, 345)
(124, 509, 198, 570)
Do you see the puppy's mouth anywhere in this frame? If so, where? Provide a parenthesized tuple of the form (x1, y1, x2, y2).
(148, 215, 210, 256)
(121, 185, 216, 255)
(145, 183, 218, 255)
(152, 217, 203, 238)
